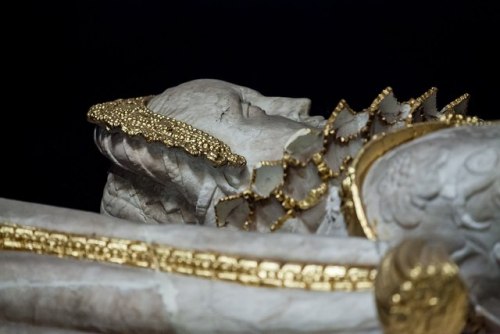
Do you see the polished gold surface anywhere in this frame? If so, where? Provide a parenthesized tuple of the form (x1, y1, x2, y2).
(341, 117, 485, 239)
(375, 239, 468, 334)
(0, 222, 377, 292)
(88, 97, 246, 167)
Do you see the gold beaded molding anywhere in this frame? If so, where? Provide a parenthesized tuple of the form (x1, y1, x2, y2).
(87, 97, 246, 167)
(0, 222, 377, 292)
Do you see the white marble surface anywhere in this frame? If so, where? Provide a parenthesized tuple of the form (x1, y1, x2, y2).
(0, 198, 384, 333)
(363, 124, 500, 331)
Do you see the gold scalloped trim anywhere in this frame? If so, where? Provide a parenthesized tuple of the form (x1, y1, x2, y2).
(370, 87, 394, 110)
(405, 87, 439, 123)
(441, 93, 470, 115)
(215, 193, 248, 228)
(324, 99, 369, 144)
(88, 97, 246, 167)
(370, 87, 401, 125)
(413, 87, 438, 110)
(270, 209, 296, 232)
(250, 160, 284, 198)
(370, 86, 425, 126)
(214, 88, 481, 233)
(0, 222, 377, 292)
(215, 149, 342, 232)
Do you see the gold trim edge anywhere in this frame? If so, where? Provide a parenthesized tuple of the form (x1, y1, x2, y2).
(0, 222, 376, 292)
(341, 116, 487, 240)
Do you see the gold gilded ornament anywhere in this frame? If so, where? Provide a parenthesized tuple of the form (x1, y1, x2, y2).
(374, 239, 468, 334)
(87, 97, 246, 167)
(87, 89, 483, 233)
(216, 87, 482, 232)
(0, 222, 376, 292)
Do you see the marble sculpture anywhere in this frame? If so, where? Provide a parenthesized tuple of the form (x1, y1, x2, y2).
(1, 79, 498, 333)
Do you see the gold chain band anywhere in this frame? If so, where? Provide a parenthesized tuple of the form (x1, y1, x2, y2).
(0, 222, 376, 292)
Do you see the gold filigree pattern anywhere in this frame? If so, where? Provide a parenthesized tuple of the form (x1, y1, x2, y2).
(0, 222, 377, 292)
(87, 97, 246, 167)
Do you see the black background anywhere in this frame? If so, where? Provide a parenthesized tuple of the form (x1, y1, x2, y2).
(3, 0, 499, 212)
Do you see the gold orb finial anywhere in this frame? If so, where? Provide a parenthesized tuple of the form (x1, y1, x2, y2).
(375, 239, 468, 334)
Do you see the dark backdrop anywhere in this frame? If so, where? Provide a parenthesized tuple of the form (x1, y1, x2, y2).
(3, 0, 499, 212)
